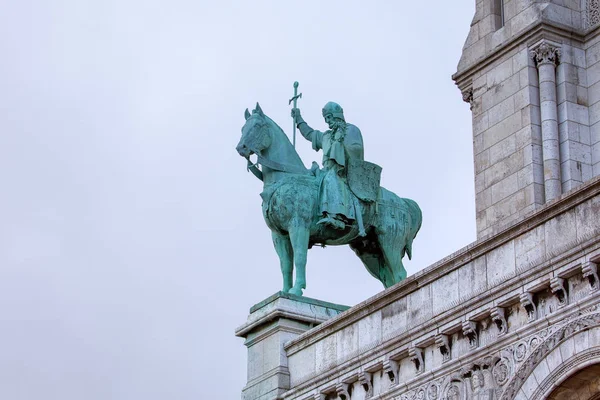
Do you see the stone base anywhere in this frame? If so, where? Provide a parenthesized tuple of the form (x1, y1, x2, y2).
(235, 292, 348, 400)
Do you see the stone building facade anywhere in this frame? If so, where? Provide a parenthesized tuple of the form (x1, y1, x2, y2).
(237, 1, 600, 399)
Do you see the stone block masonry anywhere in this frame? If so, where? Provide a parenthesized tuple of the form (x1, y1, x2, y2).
(454, 0, 600, 238)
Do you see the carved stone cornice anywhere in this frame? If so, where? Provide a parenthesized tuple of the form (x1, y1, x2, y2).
(462, 320, 479, 349)
(531, 41, 560, 68)
(462, 88, 474, 110)
(358, 371, 373, 398)
(550, 277, 568, 307)
(335, 383, 350, 400)
(409, 347, 425, 374)
(491, 307, 507, 336)
(383, 358, 399, 385)
(583, 261, 599, 291)
(519, 292, 537, 322)
(435, 334, 452, 363)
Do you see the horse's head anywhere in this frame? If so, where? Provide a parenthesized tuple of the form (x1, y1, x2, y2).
(236, 103, 272, 159)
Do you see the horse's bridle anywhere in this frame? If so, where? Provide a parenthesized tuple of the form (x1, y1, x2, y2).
(243, 123, 310, 180)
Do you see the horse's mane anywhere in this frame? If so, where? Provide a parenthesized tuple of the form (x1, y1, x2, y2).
(263, 114, 293, 145)
(249, 106, 307, 169)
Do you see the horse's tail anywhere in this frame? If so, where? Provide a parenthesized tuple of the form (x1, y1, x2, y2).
(401, 198, 422, 260)
(377, 189, 422, 260)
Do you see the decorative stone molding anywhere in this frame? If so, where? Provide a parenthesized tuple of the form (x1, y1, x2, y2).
(335, 382, 350, 400)
(427, 382, 441, 400)
(491, 307, 507, 336)
(550, 277, 568, 306)
(532, 348, 600, 399)
(461, 88, 474, 110)
(409, 347, 425, 374)
(587, 0, 600, 28)
(499, 310, 600, 399)
(462, 320, 479, 349)
(435, 334, 451, 362)
(358, 371, 373, 398)
(519, 292, 537, 322)
(383, 358, 400, 385)
(313, 392, 326, 400)
(531, 42, 560, 67)
(583, 261, 599, 291)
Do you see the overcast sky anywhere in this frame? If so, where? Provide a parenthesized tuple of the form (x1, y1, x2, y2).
(0, 1, 476, 399)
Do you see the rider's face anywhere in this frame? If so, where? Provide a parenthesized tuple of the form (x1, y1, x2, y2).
(324, 114, 334, 129)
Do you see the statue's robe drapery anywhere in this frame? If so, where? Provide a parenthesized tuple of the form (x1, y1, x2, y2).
(298, 123, 364, 220)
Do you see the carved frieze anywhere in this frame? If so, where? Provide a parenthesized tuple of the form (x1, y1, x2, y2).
(587, 0, 600, 28)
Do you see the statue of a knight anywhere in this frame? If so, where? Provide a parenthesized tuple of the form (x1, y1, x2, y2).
(291, 102, 380, 236)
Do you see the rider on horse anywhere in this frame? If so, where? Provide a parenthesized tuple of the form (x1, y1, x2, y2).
(291, 102, 366, 233)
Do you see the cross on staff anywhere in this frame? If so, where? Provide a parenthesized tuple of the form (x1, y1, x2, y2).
(288, 81, 302, 148)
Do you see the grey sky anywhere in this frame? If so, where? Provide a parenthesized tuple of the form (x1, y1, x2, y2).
(1, 1, 476, 398)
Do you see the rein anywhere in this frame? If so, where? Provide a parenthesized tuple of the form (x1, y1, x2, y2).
(246, 153, 310, 181)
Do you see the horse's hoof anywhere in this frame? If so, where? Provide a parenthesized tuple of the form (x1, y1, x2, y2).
(289, 287, 303, 296)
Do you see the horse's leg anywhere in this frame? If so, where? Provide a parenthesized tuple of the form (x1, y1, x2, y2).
(378, 232, 407, 286)
(349, 244, 387, 285)
(272, 232, 293, 292)
(288, 227, 310, 296)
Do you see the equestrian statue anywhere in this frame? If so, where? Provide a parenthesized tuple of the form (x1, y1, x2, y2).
(236, 88, 422, 296)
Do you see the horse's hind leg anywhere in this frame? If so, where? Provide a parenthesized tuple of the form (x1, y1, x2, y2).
(378, 232, 407, 286)
(349, 245, 390, 287)
(288, 227, 310, 296)
(272, 232, 293, 292)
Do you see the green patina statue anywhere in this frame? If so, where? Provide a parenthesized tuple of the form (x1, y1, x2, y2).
(236, 98, 422, 296)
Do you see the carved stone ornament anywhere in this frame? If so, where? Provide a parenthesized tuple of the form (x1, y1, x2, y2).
(335, 382, 350, 400)
(531, 42, 560, 67)
(462, 88, 474, 110)
(491, 307, 507, 336)
(427, 383, 440, 400)
(587, 0, 600, 28)
(383, 358, 400, 385)
(358, 371, 373, 398)
(409, 347, 425, 374)
(435, 334, 451, 362)
(550, 277, 568, 306)
(493, 358, 511, 387)
(519, 292, 537, 322)
(582, 261, 599, 291)
(462, 320, 479, 348)
(499, 310, 600, 399)
(446, 383, 461, 400)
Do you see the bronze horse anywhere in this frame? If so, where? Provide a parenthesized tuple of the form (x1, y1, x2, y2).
(236, 104, 421, 295)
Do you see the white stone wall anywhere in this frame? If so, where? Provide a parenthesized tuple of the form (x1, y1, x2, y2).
(280, 179, 600, 400)
(454, 1, 600, 237)
(587, 34, 600, 177)
(469, 44, 545, 237)
(557, 42, 592, 191)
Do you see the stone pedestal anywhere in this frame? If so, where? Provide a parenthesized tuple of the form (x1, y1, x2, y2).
(235, 291, 348, 400)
